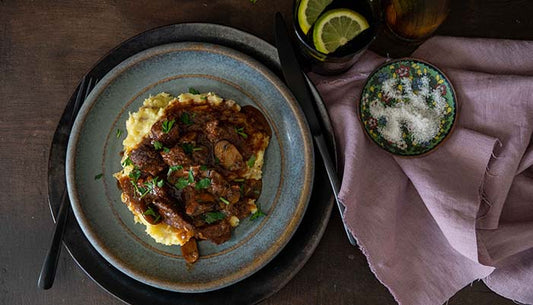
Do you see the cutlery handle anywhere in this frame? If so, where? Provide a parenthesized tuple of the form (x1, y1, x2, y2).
(38, 189, 69, 289)
(314, 134, 357, 246)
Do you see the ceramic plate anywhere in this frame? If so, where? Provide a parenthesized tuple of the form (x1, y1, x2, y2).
(66, 42, 314, 292)
(359, 59, 457, 156)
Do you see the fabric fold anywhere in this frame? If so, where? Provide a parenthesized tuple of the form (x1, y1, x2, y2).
(310, 36, 533, 305)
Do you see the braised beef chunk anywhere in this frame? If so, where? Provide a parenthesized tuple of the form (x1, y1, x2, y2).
(206, 170, 240, 203)
(129, 144, 166, 176)
(242, 179, 262, 200)
(182, 189, 216, 217)
(214, 140, 244, 171)
(198, 219, 232, 244)
(152, 198, 195, 231)
(241, 105, 272, 137)
(150, 116, 180, 147)
(118, 177, 148, 216)
(161, 145, 192, 167)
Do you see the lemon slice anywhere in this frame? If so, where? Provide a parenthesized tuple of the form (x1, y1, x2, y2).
(312, 8, 369, 54)
(297, 0, 333, 35)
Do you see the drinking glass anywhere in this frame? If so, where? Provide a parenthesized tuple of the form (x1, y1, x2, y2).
(384, 0, 450, 41)
(292, 0, 380, 75)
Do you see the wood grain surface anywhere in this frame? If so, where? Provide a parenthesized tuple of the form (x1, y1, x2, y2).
(1, 0, 532, 304)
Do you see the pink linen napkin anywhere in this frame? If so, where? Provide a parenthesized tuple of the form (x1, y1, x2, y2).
(309, 36, 533, 305)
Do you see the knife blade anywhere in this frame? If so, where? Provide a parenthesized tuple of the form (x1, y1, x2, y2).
(274, 12, 356, 246)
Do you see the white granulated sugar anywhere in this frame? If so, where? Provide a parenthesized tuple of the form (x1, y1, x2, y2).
(368, 75, 447, 148)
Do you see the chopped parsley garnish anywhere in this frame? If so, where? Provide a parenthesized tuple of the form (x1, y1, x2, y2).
(200, 165, 208, 171)
(235, 126, 248, 139)
(161, 119, 175, 133)
(116, 129, 123, 138)
(182, 143, 194, 154)
(129, 167, 141, 182)
(180, 112, 193, 125)
(250, 0, 258, 3)
(200, 96, 207, 101)
(239, 184, 245, 196)
(94, 173, 103, 180)
(121, 156, 133, 167)
(188, 87, 200, 94)
(143, 207, 160, 222)
(163, 147, 170, 153)
(131, 181, 148, 198)
(195, 178, 211, 190)
(167, 165, 183, 176)
(144, 177, 164, 193)
(175, 178, 189, 190)
(204, 211, 226, 224)
(182, 143, 202, 154)
(153, 141, 163, 150)
(247, 155, 256, 168)
(233, 178, 245, 182)
(219, 197, 230, 205)
(188, 169, 195, 183)
(250, 203, 266, 220)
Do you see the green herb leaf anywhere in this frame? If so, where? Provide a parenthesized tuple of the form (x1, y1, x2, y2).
(180, 112, 193, 125)
(167, 165, 183, 176)
(235, 126, 248, 139)
(189, 87, 200, 94)
(182, 143, 194, 154)
(200, 165, 208, 171)
(219, 197, 230, 205)
(161, 119, 175, 133)
(250, 0, 258, 3)
(121, 156, 133, 167)
(250, 203, 266, 220)
(204, 211, 226, 224)
(247, 155, 256, 168)
(188, 169, 194, 183)
(192, 147, 203, 152)
(233, 178, 245, 182)
(143, 207, 160, 222)
(163, 147, 170, 153)
(129, 167, 141, 182)
(94, 173, 103, 180)
(214, 156, 220, 164)
(175, 178, 189, 190)
(131, 181, 148, 198)
(200, 96, 207, 100)
(144, 177, 163, 193)
(153, 141, 163, 150)
(116, 129, 123, 138)
(195, 178, 211, 190)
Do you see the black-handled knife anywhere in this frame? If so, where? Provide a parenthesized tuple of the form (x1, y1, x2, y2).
(274, 12, 356, 246)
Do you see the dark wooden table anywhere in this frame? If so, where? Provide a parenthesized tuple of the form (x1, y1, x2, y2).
(1, 1, 532, 304)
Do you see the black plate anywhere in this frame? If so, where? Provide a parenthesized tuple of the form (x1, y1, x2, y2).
(47, 23, 335, 304)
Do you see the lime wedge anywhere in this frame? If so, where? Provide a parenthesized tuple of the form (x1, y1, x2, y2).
(312, 8, 370, 54)
(297, 0, 334, 35)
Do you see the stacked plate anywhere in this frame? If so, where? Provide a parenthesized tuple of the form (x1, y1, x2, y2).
(49, 23, 335, 304)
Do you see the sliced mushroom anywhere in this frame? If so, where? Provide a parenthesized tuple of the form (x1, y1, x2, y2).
(214, 140, 244, 171)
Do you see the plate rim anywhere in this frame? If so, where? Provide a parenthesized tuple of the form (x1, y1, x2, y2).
(65, 40, 315, 292)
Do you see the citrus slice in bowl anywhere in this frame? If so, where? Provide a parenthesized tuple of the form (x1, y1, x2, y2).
(312, 8, 369, 54)
(297, 0, 333, 35)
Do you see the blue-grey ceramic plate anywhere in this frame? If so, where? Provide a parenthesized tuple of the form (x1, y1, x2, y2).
(66, 42, 314, 293)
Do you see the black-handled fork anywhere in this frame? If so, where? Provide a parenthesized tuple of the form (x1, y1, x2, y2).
(38, 75, 96, 289)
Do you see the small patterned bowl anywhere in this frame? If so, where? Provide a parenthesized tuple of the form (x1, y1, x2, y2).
(358, 59, 457, 157)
